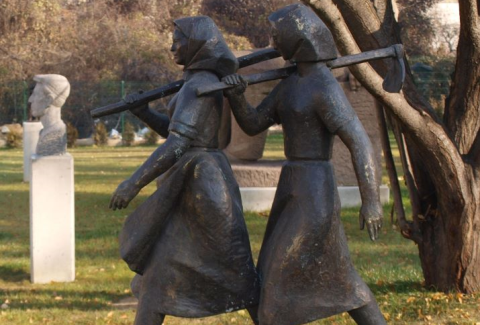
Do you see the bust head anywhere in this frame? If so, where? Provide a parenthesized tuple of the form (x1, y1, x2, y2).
(29, 74, 70, 119)
(29, 74, 70, 156)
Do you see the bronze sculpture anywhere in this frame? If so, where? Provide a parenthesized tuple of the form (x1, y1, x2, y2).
(109, 16, 259, 325)
(223, 4, 387, 325)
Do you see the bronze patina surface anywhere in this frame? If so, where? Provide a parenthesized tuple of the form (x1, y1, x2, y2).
(109, 16, 260, 325)
(223, 4, 387, 325)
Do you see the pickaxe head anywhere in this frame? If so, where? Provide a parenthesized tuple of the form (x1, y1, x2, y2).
(382, 44, 405, 93)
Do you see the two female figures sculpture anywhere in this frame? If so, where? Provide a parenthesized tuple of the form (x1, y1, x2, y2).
(110, 4, 387, 325)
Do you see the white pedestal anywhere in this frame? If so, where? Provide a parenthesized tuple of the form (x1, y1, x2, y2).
(23, 122, 43, 182)
(240, 185, 390, 212)
(30, 154, 75, 283)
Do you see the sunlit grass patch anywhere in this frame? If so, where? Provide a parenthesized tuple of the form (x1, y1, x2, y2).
(0, 137, 478, 324)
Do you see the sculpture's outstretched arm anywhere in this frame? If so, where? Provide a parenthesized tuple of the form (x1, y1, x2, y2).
(125, 93, 170, 138)
(223, 74, 280, 136)
(131, 105, 170, 138)
(109, 131, 191, 210)
(110, 82, 212, 210)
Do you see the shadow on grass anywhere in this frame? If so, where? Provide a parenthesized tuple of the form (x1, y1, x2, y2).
(1, 288, 130, 311)
(0, 265, 30, 282)
(368, 280, 424, 295)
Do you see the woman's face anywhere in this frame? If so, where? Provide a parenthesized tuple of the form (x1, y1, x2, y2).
(29, 83, 50, 118)
(171, 28, 189, 66)
(269, 28, 279, 50)
(269, 26, 289, 60)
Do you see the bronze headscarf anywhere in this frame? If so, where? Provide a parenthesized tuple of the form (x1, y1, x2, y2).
(268, 4, 337, 63)
(173, 16, 238, 78)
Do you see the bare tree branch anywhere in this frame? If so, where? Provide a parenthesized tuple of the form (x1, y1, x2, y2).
(444, 0, 480, 155)
(469, 131, 480, 167)
(377, 102, 422, 242)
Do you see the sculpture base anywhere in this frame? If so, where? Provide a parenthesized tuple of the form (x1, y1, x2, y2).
(230, 159, 283, 187)
(240, 186, 390, 212)
(230, 160, 389, 211)
(30, 154, 75, 283)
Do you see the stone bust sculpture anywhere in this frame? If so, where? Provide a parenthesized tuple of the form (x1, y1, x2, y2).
(29, 74, 70, 156)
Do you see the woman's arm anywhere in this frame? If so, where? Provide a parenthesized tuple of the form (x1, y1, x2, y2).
(336, 118, 383, 240)
(316, 85, 383, 241)
(223, 74, 280, 136)
(110, 82, 212, 210)
(130, 105, 170, 138)
(109, 131, 191, 210)
(125, 91, 170, 138)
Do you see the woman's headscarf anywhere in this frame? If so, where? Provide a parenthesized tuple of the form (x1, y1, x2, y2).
(173, 16, 238, 78)
(268, 4, 337, 63)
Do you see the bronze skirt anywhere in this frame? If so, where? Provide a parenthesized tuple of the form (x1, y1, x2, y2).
(257, 160, 372, 325)
(120, 149, 259, 317)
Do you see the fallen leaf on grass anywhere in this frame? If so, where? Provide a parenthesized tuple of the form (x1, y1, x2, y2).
(456, 293, 463, 304)
(384, 312, 390, 321)
(431, 293, 446, 301)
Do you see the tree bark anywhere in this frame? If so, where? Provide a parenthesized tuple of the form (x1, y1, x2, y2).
(302, 0, 480, 293)
(445, 0, 480, 156)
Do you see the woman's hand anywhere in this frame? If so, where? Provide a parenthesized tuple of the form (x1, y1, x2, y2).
(222, 74, 248, 96)
(124, 90, 149, 114)
(359, 202, 383, 241)
(109, 178, 141, 210)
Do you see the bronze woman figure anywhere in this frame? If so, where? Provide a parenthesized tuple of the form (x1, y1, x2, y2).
(110, 16, 259, 325)
(223, 4, 386, 325)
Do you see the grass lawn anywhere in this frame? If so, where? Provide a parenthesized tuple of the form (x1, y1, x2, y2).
(1, 136, 479, 324)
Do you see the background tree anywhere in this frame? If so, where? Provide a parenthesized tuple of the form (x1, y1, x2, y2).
(122, 121, 135, 146)
(396, 0, 438, 56)
(0, 0, 300, 132)
(201, 0, 298, 47)
(302, 0, 479, 293)
(93, 122, 108, 146)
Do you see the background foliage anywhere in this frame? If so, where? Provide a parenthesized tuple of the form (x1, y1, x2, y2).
(0, 0, 455, 135)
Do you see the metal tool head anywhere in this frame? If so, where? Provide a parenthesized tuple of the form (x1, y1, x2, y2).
(382, 44, 405, 93)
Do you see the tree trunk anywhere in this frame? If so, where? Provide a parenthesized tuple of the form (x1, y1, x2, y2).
(302, 0, 480, 293)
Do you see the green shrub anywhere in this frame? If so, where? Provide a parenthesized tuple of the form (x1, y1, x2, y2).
(144, 128, 159, 145)
(6, 130, 22, 148)
(94, 122, 108, 146)
(66, 122, 78, 148)
(122, 121, 135, 146)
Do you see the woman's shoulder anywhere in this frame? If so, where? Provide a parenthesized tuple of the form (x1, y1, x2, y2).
(177, 70, 221, 101)
(185, 70, 220, 85)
